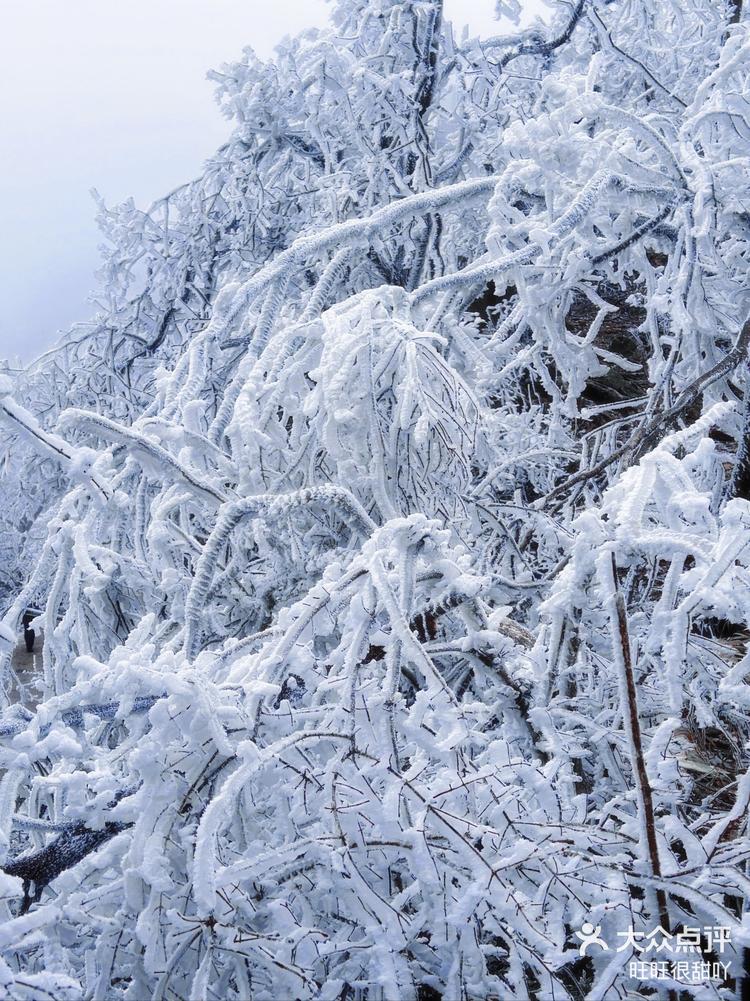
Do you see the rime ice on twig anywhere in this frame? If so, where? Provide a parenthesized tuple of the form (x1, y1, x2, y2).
(1, 1, 750, 999)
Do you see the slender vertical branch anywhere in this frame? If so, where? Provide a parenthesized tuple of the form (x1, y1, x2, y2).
(728, 364, 750, 500)
(602, 553, 671, 934)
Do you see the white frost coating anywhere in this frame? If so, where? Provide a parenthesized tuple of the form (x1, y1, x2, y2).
(0, 396, 111, 501)
(192, 740, 262, 916)
(1, 3, 749, 999)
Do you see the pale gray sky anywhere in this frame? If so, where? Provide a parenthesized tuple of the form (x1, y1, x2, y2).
(0, 1, 544, 362)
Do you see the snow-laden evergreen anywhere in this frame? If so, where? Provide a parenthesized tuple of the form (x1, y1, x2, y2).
(1, 1, 750, 997)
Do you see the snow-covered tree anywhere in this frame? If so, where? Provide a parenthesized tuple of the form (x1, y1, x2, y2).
(1, 1, 749, 997)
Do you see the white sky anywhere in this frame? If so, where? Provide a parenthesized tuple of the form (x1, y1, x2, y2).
(0, 1, 545, 362)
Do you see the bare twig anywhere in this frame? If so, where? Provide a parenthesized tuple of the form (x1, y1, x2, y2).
(602, 554, 671, 938)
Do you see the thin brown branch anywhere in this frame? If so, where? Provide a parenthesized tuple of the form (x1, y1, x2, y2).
(606, 554, 671, 936)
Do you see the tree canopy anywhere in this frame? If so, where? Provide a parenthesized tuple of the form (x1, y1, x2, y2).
(1, 1, 750, 997)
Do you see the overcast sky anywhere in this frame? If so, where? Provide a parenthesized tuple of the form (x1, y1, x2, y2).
(0, 1, 545, 363)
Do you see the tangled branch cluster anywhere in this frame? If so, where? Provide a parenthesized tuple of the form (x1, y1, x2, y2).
(1, 1, 750, 997)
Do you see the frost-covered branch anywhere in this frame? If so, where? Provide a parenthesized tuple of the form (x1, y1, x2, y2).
(2, 2, 750, 998)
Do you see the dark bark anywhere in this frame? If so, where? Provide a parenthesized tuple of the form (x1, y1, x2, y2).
(4, 821, 129, 912)
(728, 368, 750, 499)
(492, 0, 587, 70)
